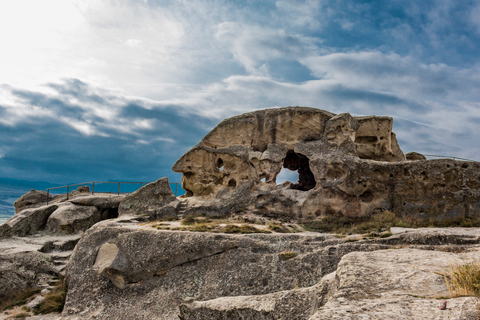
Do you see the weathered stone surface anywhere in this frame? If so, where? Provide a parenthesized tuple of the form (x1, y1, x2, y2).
(14, 189, 53, 213)
(170, 107, 480, 222)
(69, 194, 124, 209)
(179, 248, 480, 320)
(118, 177, 178, 219)
(46, 203, 102, 234)
(77, 185, 90, 193)
(406, 151, 428, 160)
(0, 204, 59, 238)
(61, 221, 480, 320)
(63, 220, 383, 319)
(0, 251, 56, 303)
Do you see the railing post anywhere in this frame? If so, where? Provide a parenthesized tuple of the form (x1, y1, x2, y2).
(67, 186, 70, 200)
(47, 190, 50, 205)
(118, 182, 121, 195)
(175, 183, 178, 196)
(92, 182, 95, 195)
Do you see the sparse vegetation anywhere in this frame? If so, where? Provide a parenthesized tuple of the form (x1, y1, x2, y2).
(0, 287, 40, 312)
(278, 251, 297, 260)
(444, 260, 480, 298)
(302, 210, 480, 235)
(222, 224, 270, 234)
(34, 276, 67, 315)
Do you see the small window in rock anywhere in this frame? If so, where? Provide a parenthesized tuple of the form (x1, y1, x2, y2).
(261, 177, 266, 183)
(276, 151, 315, 191)
(217, 158, 224, 170)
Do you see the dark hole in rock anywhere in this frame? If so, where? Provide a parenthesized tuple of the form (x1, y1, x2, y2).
(228, 179, 237, 188)
(355, 136, 378, 144)
(277, 151, 315, 191)
(101, 207, 119, 220)
(462, 163, 469, 169)
(359, 191, 374, 203)
(185, 189, 194, 197)
(217, 158, 224, 170)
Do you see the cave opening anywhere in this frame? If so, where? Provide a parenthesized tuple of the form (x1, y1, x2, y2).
(277, 151, 315, 191)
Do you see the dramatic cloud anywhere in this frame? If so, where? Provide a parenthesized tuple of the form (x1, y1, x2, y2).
(0, 0, 479, 185)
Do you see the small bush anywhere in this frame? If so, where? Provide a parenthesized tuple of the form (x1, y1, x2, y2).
(14, 313, 29, 319)
(444, 260, 480, 297)
(278, 251, 297, 260)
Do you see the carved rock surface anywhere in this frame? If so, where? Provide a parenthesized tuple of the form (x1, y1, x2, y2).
(171, 107, 480, 222)
(173, 107, 405, 200)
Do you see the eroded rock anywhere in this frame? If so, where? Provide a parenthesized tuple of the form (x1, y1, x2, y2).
(14, 189, 53, 213)
(118, 177, 178, 218)
(0, 204, 59, 238)
(170, 107, 480, 222)
(46, 203, 102, 234)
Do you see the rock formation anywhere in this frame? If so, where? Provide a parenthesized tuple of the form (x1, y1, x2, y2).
(3, 106, 480, 319)
(0, 188, 122, 238)
(62, 222, 480, 319)
(169, 107, 480, 223)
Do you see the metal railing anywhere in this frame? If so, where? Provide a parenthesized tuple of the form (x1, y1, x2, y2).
(46, 181, 181, 204)
(423, 154, 477, 162)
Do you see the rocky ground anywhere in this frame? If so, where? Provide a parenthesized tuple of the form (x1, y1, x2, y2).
(3, 181, 480, 319)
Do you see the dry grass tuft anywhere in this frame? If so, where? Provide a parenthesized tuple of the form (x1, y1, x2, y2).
(444, 260, 480, 298)
(278, 251, 297, 261)
(34, 276, 67, 315)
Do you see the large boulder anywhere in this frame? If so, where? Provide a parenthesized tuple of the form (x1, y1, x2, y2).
(179, 248, 480, 319)
(14, 189, 53, 213)
(46, 203, 102, 234)
(170, 107, 480, 223)
(118, 177, 178, 219)
(0, 204, 59, 238)
(62, 222, 480, 319)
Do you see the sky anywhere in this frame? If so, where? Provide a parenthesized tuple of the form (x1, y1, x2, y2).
(1, 0, 480, 186)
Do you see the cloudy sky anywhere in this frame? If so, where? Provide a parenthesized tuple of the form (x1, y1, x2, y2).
(1, 0, 480, 186)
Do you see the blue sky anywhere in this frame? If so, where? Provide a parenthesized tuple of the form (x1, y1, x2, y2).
(1, 0, 480, 185)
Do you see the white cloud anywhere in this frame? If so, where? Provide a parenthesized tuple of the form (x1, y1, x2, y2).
(215, 22, 320, 74)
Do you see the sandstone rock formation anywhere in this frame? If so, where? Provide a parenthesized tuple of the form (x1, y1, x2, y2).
(1, 194, 123, 238)
(62, 221, 480, 320)
(118, 177, 178, 219)
(166, 107, 480, 223)
(14, 189, 53, 213)
(406, 151, 428, 160)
